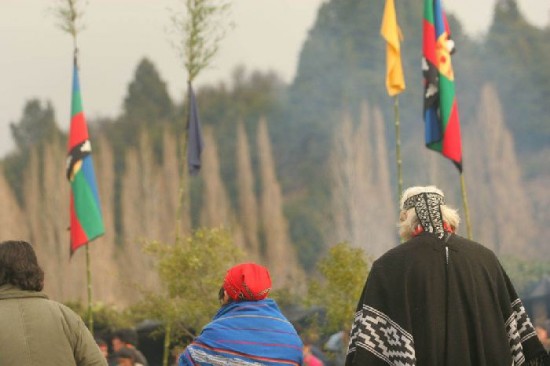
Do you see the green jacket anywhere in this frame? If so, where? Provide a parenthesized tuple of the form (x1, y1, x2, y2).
(0, 284, 107, 366)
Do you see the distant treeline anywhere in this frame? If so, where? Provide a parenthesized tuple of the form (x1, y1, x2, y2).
(2, 0, 549, 291)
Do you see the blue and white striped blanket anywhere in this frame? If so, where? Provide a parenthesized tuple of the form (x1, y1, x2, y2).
(179, 299, 303, 366)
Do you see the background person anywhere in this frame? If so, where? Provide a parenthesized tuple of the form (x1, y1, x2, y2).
(324, 329, 349, 366)
(303, 335, 325, 366)
(112, 328, 149, 366)
(113, 347, 141, 366)
(0, 240, 106, 366)
(346, 186, 550, 366)
(536, 324, 550, 352)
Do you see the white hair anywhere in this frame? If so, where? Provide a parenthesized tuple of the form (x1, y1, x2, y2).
(398, 185, 460, 240)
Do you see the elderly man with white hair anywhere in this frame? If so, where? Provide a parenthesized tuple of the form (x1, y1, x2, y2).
(346, 185, 550, 366)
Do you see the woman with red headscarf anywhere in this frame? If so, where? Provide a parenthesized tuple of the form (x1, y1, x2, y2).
(178, 263, 303, 366)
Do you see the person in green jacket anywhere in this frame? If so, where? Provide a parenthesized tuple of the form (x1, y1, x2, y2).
(0, 240, 107, 366)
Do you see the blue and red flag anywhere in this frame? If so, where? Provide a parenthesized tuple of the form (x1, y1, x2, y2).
(422, 0, 462, 171)
(66, 56, 105, 254)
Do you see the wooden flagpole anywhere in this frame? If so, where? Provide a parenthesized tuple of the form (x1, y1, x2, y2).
(393, 95, 406, 244)
(75, 45, 94, 336)
(394, 95, 403, 204)
(175, 127, 188, 242)
(73, 21, 94, 336)
(381, 0, 405, 238)
(85, 243, 94, 335)
(56, 0, 96, 335)
(460, 172, 472, 239)
(175, 81, 193, 243)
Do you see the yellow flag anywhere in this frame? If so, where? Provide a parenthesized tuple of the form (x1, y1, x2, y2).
(380, 0, 406, 96)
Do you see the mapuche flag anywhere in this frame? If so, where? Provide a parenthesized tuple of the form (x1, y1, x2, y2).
(422, 0, 462, 171)
(66, 57, 105, 254)
(381, 0, 405, 96)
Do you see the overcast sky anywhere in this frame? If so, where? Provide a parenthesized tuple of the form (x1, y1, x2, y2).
(0, 0, 548, 157)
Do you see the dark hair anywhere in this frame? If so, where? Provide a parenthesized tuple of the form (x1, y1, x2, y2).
(95, 337, 107, 347)
(115, 347, 136, 361)
(218, 286, 225, 302)
(0, 240, 44, 291)
(114, 328, 139, 347)
(218, 286, 233, 305)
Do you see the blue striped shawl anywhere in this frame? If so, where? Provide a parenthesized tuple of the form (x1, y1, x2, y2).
(179, 299, 303, 366)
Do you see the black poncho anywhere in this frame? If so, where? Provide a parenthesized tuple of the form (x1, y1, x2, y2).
(346, 233, 550, 366)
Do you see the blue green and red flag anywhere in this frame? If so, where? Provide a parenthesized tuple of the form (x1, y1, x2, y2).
(422, 0, 462, 171)
(66, 57, 105, 254)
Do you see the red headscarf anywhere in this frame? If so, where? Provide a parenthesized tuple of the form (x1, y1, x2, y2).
(223, 263, 272, 301)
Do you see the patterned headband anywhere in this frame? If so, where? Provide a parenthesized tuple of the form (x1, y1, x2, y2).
(402, 192, 444, 211)
(402, 192, 446, 239)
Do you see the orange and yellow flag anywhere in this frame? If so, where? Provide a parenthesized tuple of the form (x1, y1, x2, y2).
(380, 0, 406, 96)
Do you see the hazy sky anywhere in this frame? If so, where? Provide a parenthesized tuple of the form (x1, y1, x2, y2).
(0, 0, 548, 157)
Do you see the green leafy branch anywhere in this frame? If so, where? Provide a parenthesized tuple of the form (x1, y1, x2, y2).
(51, 0, 87, 43)
(170, 0, 234, 82)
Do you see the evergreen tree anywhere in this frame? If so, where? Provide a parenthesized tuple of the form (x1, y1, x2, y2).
(236, 122, 260, 259)
(10, 99, 61, 151)
(257, 118, 304, 288)
(200, 127, 232, 228)
(306, 242, 370, 335)
(123, 58, 174, 125)
(195, 67, 286, 211)
(5, 99, 63, 204)
(466, 84, 537, 256)
(484, 0, 550, 153)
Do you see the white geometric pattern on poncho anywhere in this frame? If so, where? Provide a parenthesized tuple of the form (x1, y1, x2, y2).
(506, 298, 537, 366)
(189, 347, 265, 366)
(348, 304, 416, 366)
